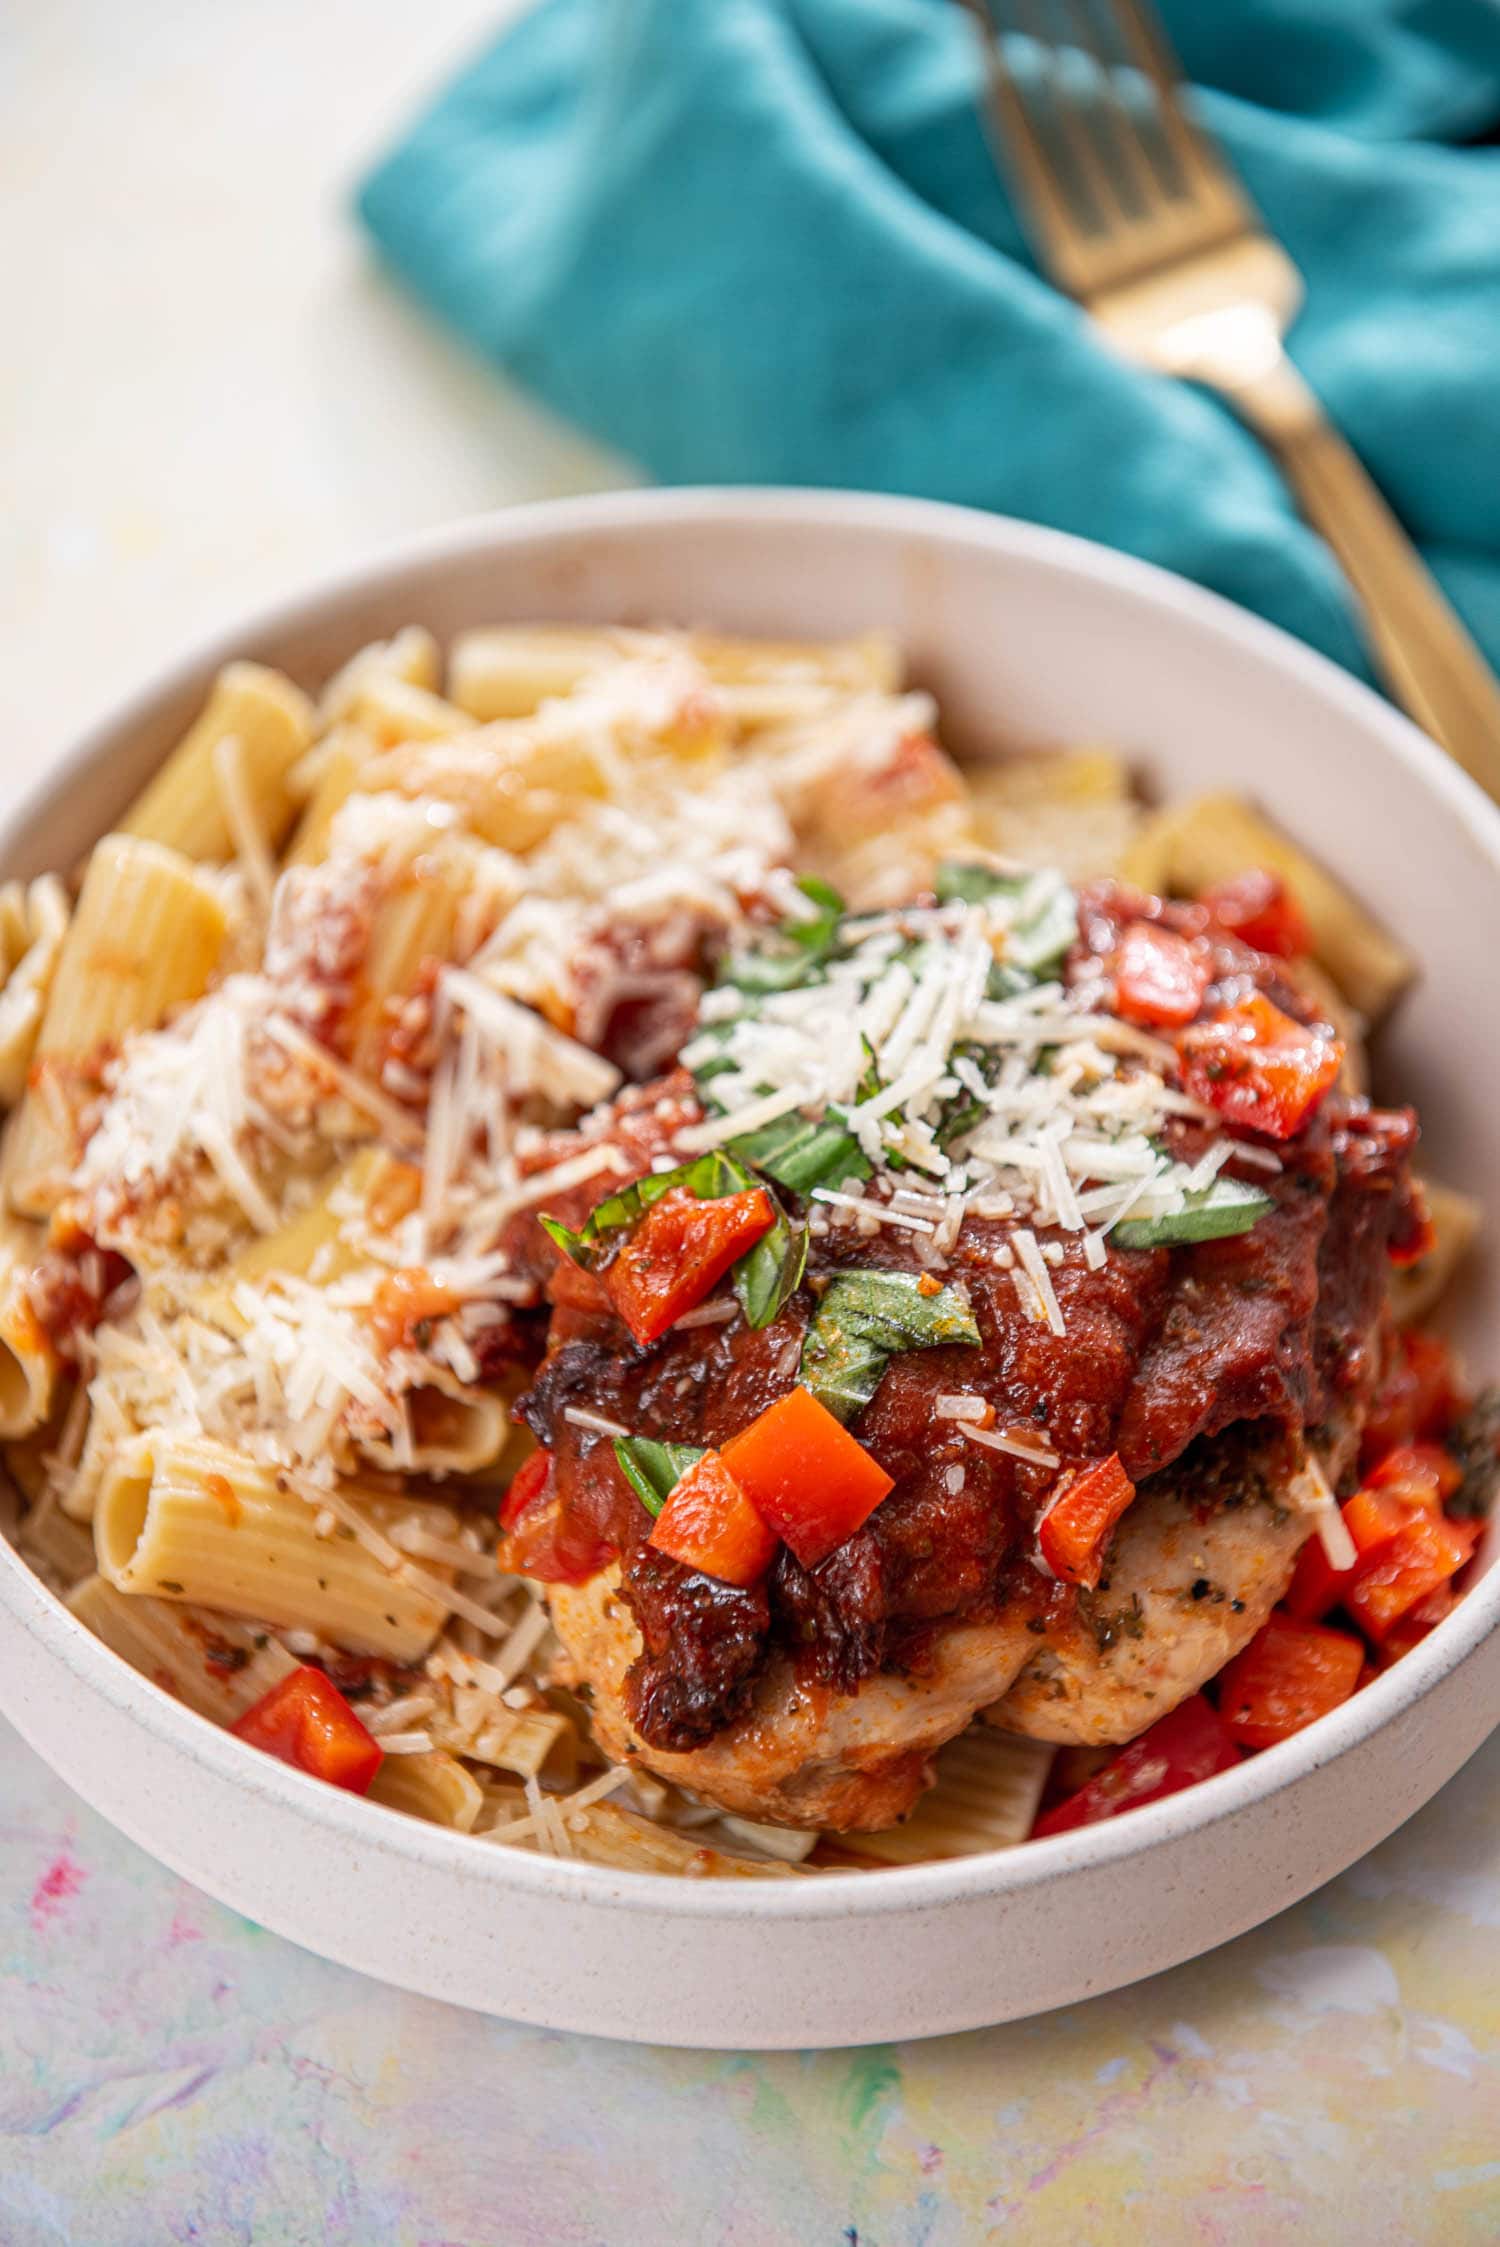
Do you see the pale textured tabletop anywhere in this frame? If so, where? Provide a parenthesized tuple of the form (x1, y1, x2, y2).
(2, 6, 1498, 2243)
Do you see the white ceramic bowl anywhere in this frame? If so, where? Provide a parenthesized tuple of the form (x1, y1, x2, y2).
(1, 490, 1495, 2050)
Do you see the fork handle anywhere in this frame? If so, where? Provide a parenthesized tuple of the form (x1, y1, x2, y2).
(1228, 350, 1500, 799)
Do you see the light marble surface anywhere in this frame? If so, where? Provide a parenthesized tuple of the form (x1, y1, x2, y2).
(2, 4, 1498, 2240)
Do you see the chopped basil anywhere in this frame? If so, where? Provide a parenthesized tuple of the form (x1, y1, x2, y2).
(1112, 1177, 1273, 1250)
(612, 1437, 706, 1518)
(735, 1198, 809, 1327)
(720, 874, 846, 996)
(800, 1269, 981, 1424)
(539, 1150, 749, 1270)
(935, 1041, 1001, 1150)
(730, 1107, 871, 1195)
(934, 861, 1078, 975)
(1008, 883, 1078, 974)
(540, 1147, 806, 1333)
(935, 862, 1028, 907)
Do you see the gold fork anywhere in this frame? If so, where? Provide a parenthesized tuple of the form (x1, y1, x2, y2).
(959, 0, 1500, 797)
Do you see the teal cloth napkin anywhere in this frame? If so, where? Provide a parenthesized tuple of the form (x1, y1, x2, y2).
(358, 0, 1500, 680)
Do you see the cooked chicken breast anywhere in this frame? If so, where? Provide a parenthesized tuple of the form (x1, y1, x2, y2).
(550, 1568, 1039, 1830)
(548, 1433, 1333, 1825)
(988, 1461, 1315, 1748)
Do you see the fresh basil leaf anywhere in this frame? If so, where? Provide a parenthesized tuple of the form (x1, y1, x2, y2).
(788, 874, 844, 938)
(539, 1149, 761, 1271)
(934, 861, 1077, 977)
(729, 1108, 871, 1195)
(800, 1269, 982, 1424)
(935, 861, 1031, 908)
(612, 1437, 706, 1518)
(1113, 1178, 1273, 1251)
(720, 875, 846, 995)
(1007, 882, 1078, 975)
(735, 1204, 808, 1329)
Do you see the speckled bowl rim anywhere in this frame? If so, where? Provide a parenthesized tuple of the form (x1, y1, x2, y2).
(2, 486, 1496, 1925)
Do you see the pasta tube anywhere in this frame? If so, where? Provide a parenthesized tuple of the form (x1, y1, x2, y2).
(964, 748, 1142, 881)
(347, 866, 470, 1076)
(447, 626, 902, 724)
(1390, 1179, 1482, 1328)
(94, 1433, 457, 1661)
(477, 1783, 796, 1876)
(426, 1688, 574, 1780)
(835, 1726, 1053, 1864)
(219, 1147, 392, 1300)
(0, 876, 70, 1109)
(347, 676, 469, 749)
(0, 1215, 58, 1437)
(317, 627, 441, 728)
(366, 1747, 485, 1831)
(12, 1478, 95, 1586)
(67, 1572, 300, 1723)
(356, 1376, 511, 1478)
(284, 725, 378, 866)
(361, 731, 613, 854)
(120, 662, 314, 862)
(2, 836, 228, 1217)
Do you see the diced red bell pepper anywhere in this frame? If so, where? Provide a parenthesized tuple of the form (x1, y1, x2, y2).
(1387, 1181, 1437, 1270)
(1347, 1513, 1480, 1643)
(231, 1665, 383, 1794)
(499, 1448, 612, 1585)
(648, 1450, 779, 1588)
(1362, 1330, 1464, 1467)
(499, 1446, 552, 1531)
(1377, 1581, 1456, 1664)
(1284, 1486, 1410, 1621)
(1283, 1531, 1355, 1624)
(1365, 1442, 1460, 1512)
(722, 1384, 895, 1569)
(602, 1185, 774, 1347)
(1200, 869, 1310, 960)
(1218, 1610, 1365, 1750)
(1036, 1453, 1136, 1588)
(1177, 993, 1343, 1140)
(1112, 922, 1211, 1030)
(1032, 1694, 1240, 1837)
(545, 1251, 613, 1318)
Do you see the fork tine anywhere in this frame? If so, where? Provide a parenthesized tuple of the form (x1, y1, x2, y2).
(1008, 0, 1137, 236)
(959, 1, 1104, 294)
(1043, 0, 1163, 225)
(1098, 0, 1250, 235)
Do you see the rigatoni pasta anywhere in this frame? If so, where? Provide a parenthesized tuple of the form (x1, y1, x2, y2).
(2, 834, 227, 1216)
(67, 1572, 300, 1723)
(119, 660, 314, 862)
(93, 1433, 458, 1661)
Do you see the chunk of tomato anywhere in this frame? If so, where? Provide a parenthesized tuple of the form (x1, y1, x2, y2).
(1176, 993, 1343, 1140)
(1218, 1611, 1364, 1750)
(1362, 1329, 1465, 1470)
(648, 1450, 779, 1587)
(231, 1666, 383, 1794)
(603, 1185, 774, 1347)
(1365, 1442, 1460, 1512)
(722, 1384, 894, 1569)
(499, 1449, 612, 1585)
(1036, 1453, 1136, 1588)
(1346, 1513, 1479, 1643)
(1200, 869, 1310, 960)
(1032, 1695, 1239, 1837)
(1112, 923, 1211, 1030)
